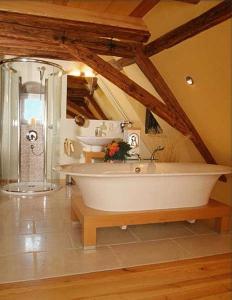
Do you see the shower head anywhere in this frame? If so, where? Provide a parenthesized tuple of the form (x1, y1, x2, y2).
(38, 66, 46, 81)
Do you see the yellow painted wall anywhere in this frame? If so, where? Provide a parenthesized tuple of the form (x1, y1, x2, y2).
(123, 64, 204, 162)
(142, 0, 232, 204)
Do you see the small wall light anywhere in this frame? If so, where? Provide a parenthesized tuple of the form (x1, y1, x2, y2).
(83, 68, 95, 77)
(67, 68, 96, 77)
(185, 76, 194, 85)
(68, 69, 81, 76)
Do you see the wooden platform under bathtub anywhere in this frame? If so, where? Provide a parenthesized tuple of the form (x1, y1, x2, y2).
(71, 189, 232, 249)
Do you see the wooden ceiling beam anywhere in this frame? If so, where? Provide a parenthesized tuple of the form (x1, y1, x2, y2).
(0, 2, 150, 42)
(67, 88, 90, 98)
(117, 0, 232, 68)
(66, 110, 76, 119)
(0, 37, 59, 53)
(0, 23, 140, 58)
(0, 46, 72, 61)
(130, 0, 160, 18)
(67, 75, 107, 120)
(135, 47, 218, 167)
(145, 0, 232, 57)
(68, 98, 86, 106)
(67, 76, 88, 86)
(67, 100, 96, 120)
(87, 101, 103, 120)
(82, 103, 99, 120)
(61, 41, 188, 135)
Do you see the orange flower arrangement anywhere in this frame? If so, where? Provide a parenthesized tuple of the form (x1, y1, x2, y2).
(104, 140, 131, 161)
(108, 142, 120, 157)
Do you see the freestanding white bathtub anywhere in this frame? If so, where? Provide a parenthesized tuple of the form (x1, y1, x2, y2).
(58, 162, 231, 212)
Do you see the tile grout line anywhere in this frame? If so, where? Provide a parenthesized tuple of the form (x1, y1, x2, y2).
(127, 227, 142, 242)
(108, 245, 124, 267)
(67, 231, 82, 250)
(169, 238, 193, 257)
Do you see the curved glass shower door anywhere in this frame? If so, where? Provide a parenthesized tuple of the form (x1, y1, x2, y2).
(0, 58, 62, 193)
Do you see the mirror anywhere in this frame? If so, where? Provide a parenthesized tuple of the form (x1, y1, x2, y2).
(66, 75, 163, 134)
(66, 75, 121, 120)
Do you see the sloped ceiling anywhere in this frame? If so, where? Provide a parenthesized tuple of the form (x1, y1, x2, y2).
(30, 0, 142, 15)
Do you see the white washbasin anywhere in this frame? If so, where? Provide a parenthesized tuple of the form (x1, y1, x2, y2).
(76, 136, 120, 152)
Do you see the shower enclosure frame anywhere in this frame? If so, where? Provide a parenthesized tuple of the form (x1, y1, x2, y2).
(0, 57, 63, 194)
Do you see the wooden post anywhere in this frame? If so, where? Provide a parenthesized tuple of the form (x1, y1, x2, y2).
(82, 223, 97, 249)
(135, 46, 217, 166)
(215, 216, 231, 233)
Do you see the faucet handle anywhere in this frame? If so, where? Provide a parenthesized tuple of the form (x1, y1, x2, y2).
(120, 121, 133, 132)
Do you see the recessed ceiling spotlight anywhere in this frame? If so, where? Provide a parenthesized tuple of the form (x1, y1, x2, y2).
(186, 76, 194, 85)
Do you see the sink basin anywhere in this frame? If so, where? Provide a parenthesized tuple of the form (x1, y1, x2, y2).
(76, 136, 120, 152)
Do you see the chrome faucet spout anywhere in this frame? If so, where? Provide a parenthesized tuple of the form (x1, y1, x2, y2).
(120, 121, 132, 132)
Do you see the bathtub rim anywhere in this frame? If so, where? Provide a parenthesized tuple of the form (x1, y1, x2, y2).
(56, 162, 232, 178)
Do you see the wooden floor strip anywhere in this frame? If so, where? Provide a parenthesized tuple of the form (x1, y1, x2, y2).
(0, 254, 231, 300)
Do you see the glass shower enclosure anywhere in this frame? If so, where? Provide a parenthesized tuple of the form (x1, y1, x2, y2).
(0, 57, 63, 193)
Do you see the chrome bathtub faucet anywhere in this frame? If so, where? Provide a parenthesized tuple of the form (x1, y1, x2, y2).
(150, 145, 165, 161)
(120, 121, 132, 132)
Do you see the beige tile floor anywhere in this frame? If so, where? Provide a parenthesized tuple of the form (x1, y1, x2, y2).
(0, 185, 231, 283)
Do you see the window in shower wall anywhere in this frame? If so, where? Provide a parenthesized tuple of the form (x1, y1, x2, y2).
(20, 81, 45, 125)
(21, 94, 45, 125)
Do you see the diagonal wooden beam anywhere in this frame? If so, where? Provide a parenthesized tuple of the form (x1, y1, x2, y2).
(118, 0, 232, 68)
(83, 102, 99, 120)
(67, 100, 96, 120)
(86, 95, 108, 120)
(130, 0, 160, 18)
(145, 0, 232, 57)
(61, 41, 188, 135)
(135, 47, 217, 166)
